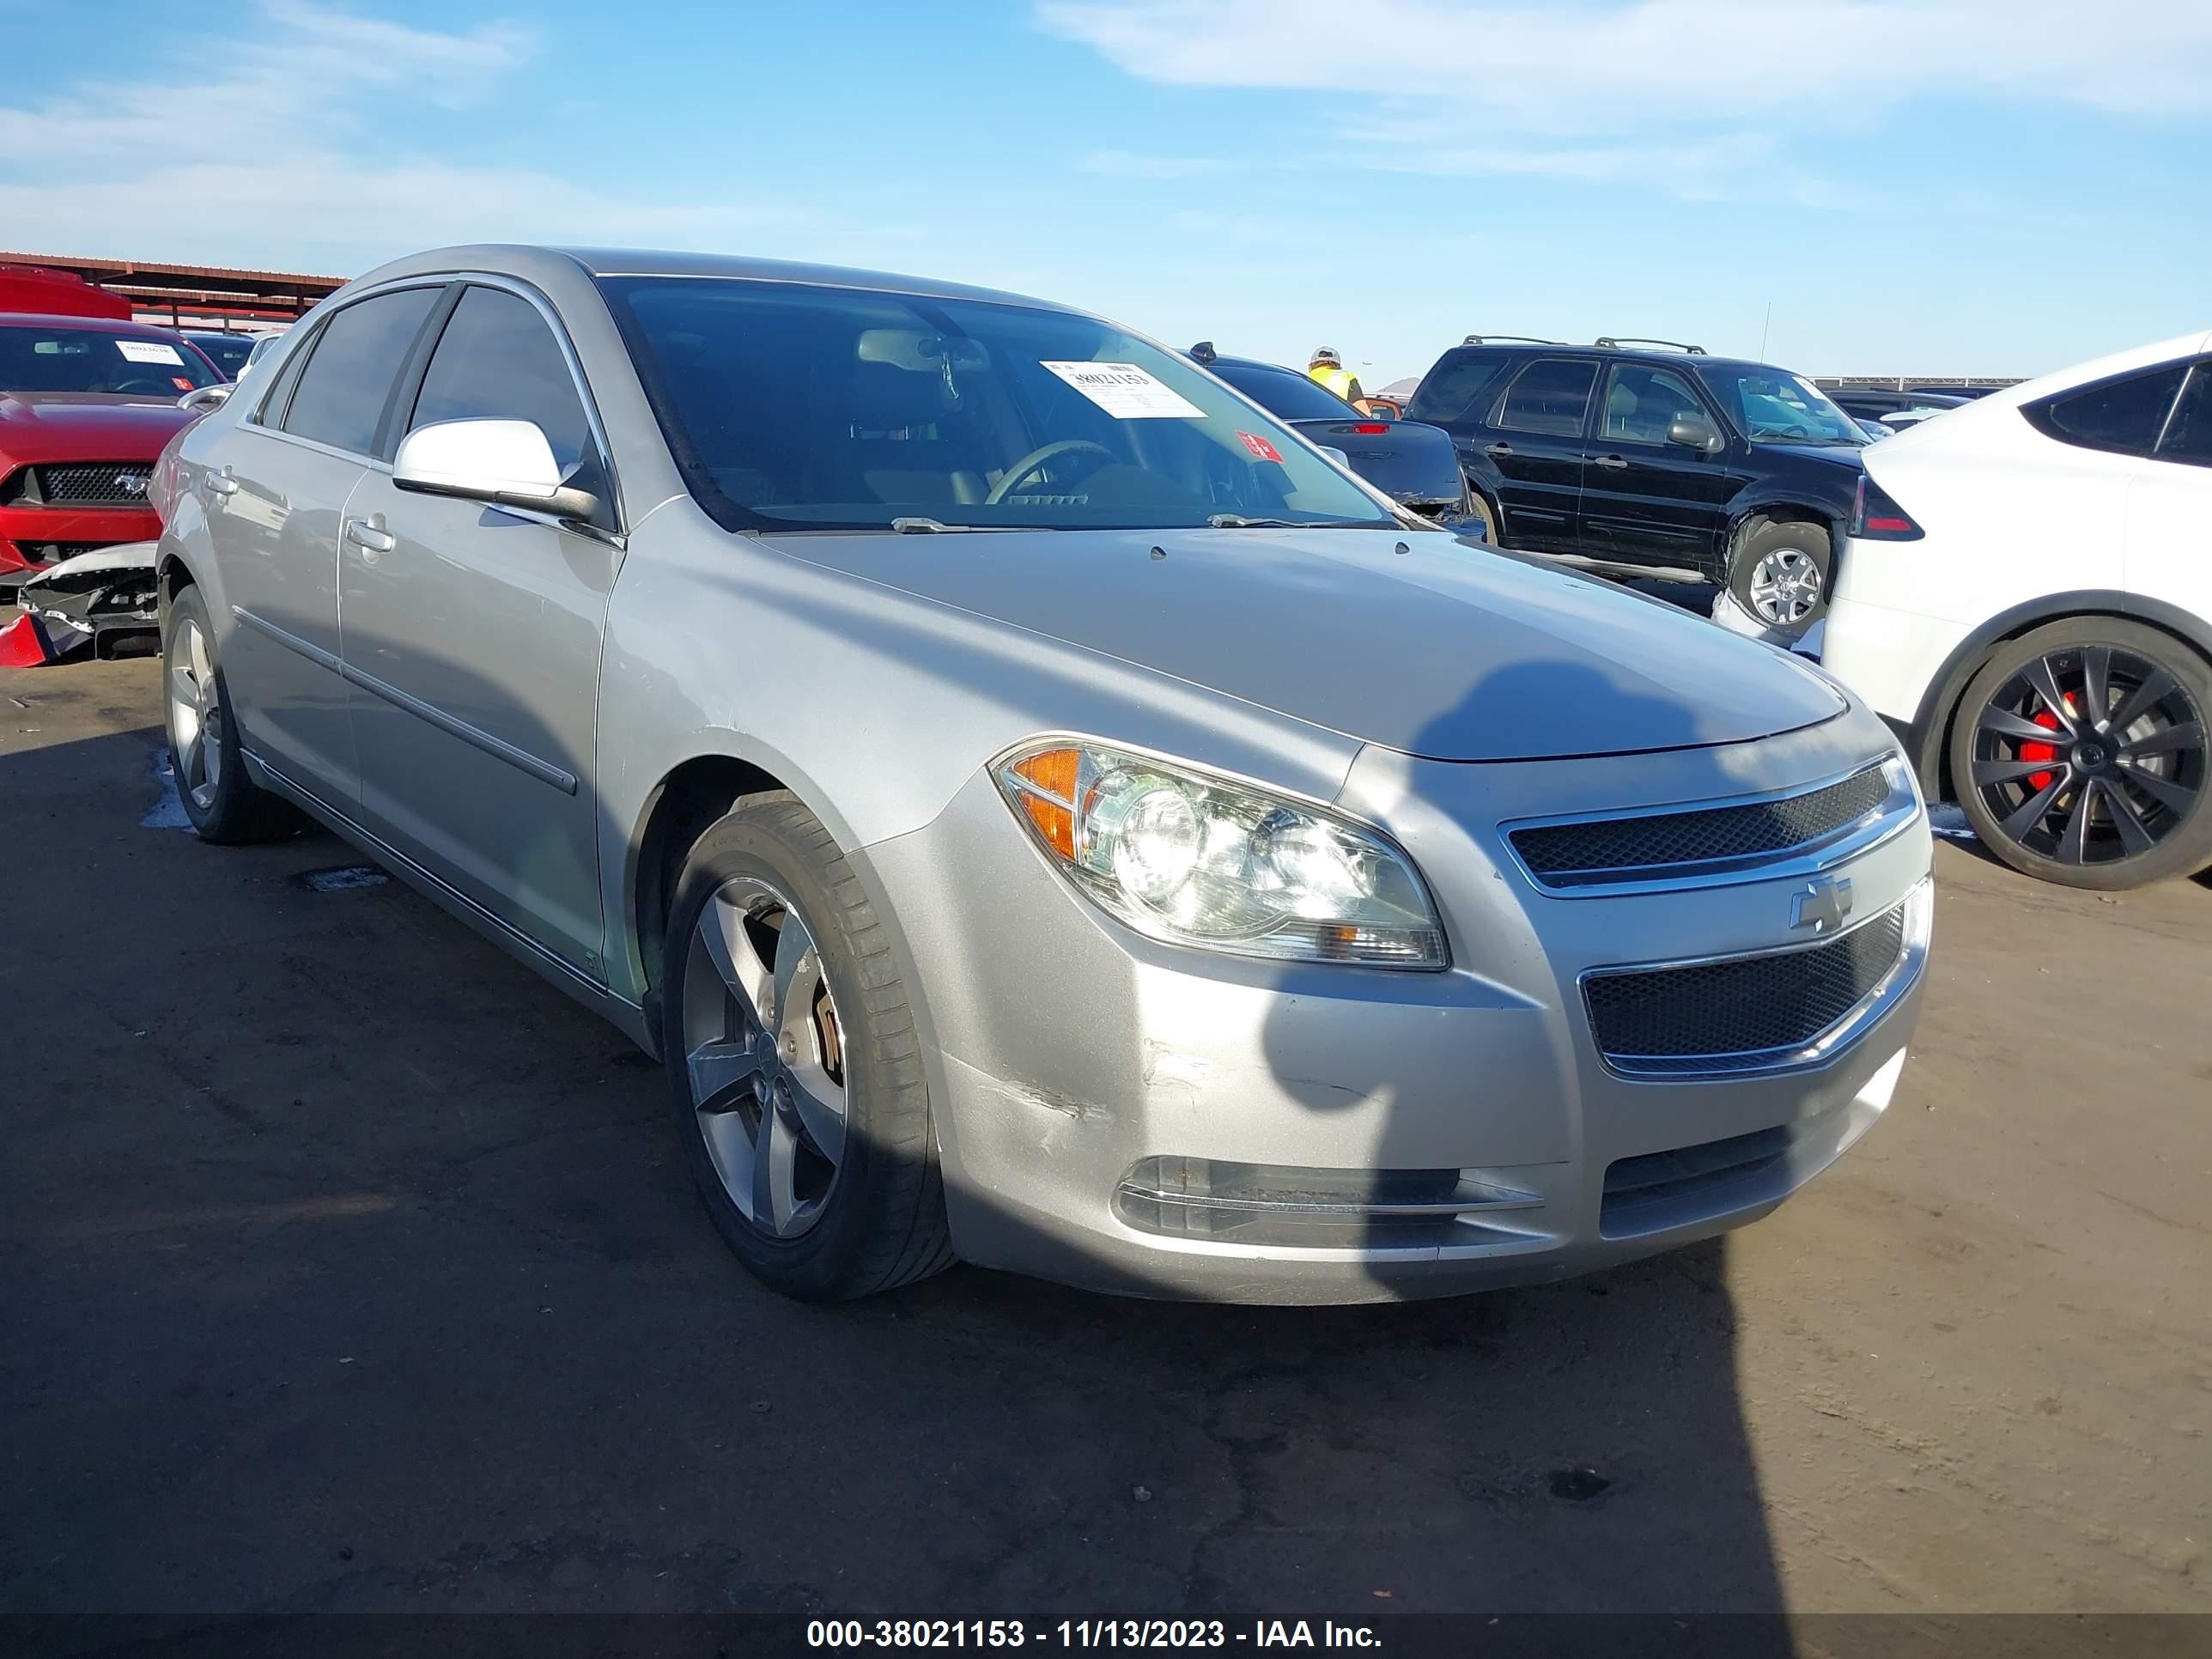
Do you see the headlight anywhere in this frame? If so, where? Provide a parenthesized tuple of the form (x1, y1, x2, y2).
(1882, 751, 1926, 813)
(994, 740, 1447, 969)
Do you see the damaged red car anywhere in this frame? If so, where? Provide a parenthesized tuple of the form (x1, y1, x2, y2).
(0, 313, 221, 593)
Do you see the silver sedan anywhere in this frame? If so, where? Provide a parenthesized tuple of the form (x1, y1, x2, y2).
(150, 246, 1932, 1303)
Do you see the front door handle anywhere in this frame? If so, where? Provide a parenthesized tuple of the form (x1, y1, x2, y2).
(204, 467, 238, 499)
(343, 517, 395, 555)
(1483, 442, 1514, 459)
(1589, 453, 1629, 470)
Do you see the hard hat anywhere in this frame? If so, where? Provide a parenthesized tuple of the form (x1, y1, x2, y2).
(1310, 346, 1341, 367)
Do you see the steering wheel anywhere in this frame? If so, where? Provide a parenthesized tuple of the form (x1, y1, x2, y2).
(985, 440, 1115, 506)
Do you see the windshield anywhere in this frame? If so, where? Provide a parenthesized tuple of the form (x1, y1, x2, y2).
(599, 277, 1396, 532)
(1209, 361, 1361, 422)
(1700, 366, 1863, 446)
(188, 334, 255, 377)
(0, 323, 222, 395)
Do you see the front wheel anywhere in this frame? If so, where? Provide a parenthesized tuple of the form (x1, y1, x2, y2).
(161, 585, 299, 844)
(660, 793, 954, 1299)
(1728, 520, 1831, 637)
(1947, 618, 2212, 890)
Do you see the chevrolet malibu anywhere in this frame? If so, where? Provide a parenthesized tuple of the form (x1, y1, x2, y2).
(150, 246, 1933, 1303)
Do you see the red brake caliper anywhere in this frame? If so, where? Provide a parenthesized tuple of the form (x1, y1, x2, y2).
(2019, 695, 2075, 792)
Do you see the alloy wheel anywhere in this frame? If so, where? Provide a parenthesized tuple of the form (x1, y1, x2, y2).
(1748, 547, 1823, 628)
(167, 617, 224, 811)
(682, 876, 848, 1239)
(1966, 644, 2205, 867)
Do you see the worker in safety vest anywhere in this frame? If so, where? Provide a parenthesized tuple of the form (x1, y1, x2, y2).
(1307, 347, 1372, 412)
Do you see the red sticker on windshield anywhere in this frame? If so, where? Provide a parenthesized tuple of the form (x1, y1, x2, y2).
(171, 376, 192, 391)
(1238, 430, 1283, 463)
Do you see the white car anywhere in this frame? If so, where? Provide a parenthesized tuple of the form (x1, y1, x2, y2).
(1822, 331, 2210, 889)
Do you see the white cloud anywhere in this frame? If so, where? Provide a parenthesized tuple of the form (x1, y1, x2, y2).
(1036, 0, 2212, 120)
(0, 1, 830, 273)
(1079, 149, 1246, 179)
(1038, 0, 2212, 203)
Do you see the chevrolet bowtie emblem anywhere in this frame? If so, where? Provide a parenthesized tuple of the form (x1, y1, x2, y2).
(1790, 876, 1853, 933)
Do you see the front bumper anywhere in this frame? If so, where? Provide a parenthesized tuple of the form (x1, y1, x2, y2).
(0, 504, 164, 587)
(861, 714, 1930, 1304)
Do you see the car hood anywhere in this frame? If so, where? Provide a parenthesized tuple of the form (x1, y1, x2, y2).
(0, 392, 199, 465)
(767, 526, 1845, 761)
(1751, 440, 1865, 468)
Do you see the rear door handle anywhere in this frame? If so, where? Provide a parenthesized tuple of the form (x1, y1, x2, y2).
(204, 467, 238, 498)
(1589, 453, 1629, 470)
(343, 517, 395, 555)
(1483, 442, 1514, 459)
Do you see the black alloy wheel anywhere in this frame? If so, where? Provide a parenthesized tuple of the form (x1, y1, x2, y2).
(1949, 619, 2211, 890)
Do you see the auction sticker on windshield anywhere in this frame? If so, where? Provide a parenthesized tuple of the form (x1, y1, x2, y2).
(1040, 362, 1205, 419)
(115, 340, 185, 366)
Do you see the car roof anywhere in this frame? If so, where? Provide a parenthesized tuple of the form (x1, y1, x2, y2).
(1439, 339, 1783, 376)
(347, 244, 1090, 318)
(1198, 353, 1307, 376)
(0, 312, 197, 337)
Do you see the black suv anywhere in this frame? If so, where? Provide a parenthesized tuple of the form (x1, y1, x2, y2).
(1406, 336, 1867, 635)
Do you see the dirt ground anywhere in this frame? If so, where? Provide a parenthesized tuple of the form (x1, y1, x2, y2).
(2, 650, 2206, 1620)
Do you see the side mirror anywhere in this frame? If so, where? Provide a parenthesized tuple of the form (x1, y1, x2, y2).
(1666, 414, 1723, 453)
(393, 418, 600, 522)
(178, 385, 230, 414)
(1318, 445, 1352, 469)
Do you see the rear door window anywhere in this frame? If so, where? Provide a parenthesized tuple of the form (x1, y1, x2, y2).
(280, 288, 441, 457)
(2030, 363, 2188, 459)
(1494, 358, 1598, 437)
(1407, 351, 1507, 426)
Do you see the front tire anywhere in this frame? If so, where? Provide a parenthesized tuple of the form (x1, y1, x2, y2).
(161, 584, 298, 844)
(1947, 618, 2212, 890)
(660, 793, 954, 1300)
(1728, 520, 1831, 637)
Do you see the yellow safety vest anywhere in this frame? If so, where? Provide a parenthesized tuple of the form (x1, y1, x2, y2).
(1310, 364, 1364, 405)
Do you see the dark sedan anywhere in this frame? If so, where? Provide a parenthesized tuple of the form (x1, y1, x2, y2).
(1188, 344, 1472, 523)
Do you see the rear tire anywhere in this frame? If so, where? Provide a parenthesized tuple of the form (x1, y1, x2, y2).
(160, 584, 300, 844)
(661, 792, 955, 1300)
(1461, 490, 1503, 548)
(1727, 519, 1831, 638)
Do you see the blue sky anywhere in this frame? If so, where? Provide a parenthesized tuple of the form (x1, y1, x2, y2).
(3, 0, 2205, 388)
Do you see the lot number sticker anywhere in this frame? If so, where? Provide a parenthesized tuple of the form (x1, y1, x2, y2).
(115, 340, 185, 366)
(1237, 430, 1284, 463)
(1039, 361, 1205, 419)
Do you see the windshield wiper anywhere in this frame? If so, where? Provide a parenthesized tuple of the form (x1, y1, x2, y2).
(1206, 514, 1303, 528)
(889, 517, 1024, 534)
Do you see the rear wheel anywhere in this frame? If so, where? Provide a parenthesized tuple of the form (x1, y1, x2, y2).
(161, 585, 299, 844)
(1728, 519, 1831, 637)
(1948, 618, 2212, 890)
(661, 793, 954, 1299)
(1461, 489, 1503, 547)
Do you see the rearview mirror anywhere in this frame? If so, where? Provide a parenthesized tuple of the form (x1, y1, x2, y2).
(1666, 414, 1723, 453)
(393, 418, 600, 522)
(178, 385, 230, 414)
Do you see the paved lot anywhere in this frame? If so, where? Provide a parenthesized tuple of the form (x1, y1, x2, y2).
(2, 650, 2207, 1619)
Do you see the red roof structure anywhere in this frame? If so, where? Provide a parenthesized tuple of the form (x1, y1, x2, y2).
(0, 252, 348, 329)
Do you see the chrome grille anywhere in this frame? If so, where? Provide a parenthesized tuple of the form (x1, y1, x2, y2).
(1511, 765, 1894, 888)
(1583, 901, 1908, 1075)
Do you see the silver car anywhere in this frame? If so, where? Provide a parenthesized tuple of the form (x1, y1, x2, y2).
(150, 246, 1932, 1304)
